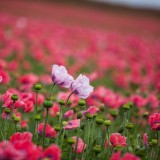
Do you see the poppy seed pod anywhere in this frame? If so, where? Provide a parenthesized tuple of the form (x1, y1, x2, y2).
(11, 94, 18, 101)
(34, 83, 42, 91)
(43, 100, 53, 108)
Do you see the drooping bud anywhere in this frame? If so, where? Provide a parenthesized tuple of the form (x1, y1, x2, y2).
(35, 114, 41, 120)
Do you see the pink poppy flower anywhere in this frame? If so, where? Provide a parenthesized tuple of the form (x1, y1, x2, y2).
(0, 141, 24, 160)
(43, 144, 61, 160)
(63, 110, 74, 119)
(148, 113, 160, 130)
(143, 133, 148, 147)
(0, 76, 2, 83)
(110, 133, 127, 147)
(71, 74, 93, 99)
(38, 123, 56, 138)
(51, 64, 73, 88)
(64, 119, 80, 130)
(10, 132, 32, 144)
(110, 151, 140, 160)
(83, 106, 99, 116)
(0, 70, 10, 84)
(72, 136, 86, 154)
(49, 104, 60, 117)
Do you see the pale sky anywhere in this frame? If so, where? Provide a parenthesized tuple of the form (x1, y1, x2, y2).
(90, 0, 160, 10)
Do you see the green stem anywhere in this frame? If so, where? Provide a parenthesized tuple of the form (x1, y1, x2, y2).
(35, 91, 38, 113)
(66, 91, 74, 107)
(74, 128, 80, 160)
(69, 145, 73, 160)
(42, 108, 49, 148)
(60, 130, 65, 150)
(49, 83, 55, 99)
(14, 122, 17, 133)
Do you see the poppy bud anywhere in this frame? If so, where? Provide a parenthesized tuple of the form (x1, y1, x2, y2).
(4, 108, 10, 114)
(59, 99, 65, 106)
(62, 121, 67, 126)
(125, 123, 134, 129)
(85, 113, 93, 119)
(77, 112, 83, 119)
(123, 104, 130, 110)
(78, 100, 86, 106)
(35, 114, 41, 120)
(11, 94, 18, 101)
(104, 120, 111, 126)
(151, 139, 158, 145)
(67, 137, 75, 145)
(14, 116, 20, 123)
(34, 83, 42, 91)
(54, 125, 60, 131)
(96, 118, 104, 125)
(43, 100, 53, 108)
(56, 112, 60, 117)
(142, 112, 148, 118)
(110, 109, 118, 117)
(93, 145, 101, 153)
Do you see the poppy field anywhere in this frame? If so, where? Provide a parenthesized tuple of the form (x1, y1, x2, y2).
(0, 1, 160, 160)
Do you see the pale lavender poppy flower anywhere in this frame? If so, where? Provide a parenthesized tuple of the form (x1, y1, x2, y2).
(51, 64, 73, 88)
(71, 74, 93, 99)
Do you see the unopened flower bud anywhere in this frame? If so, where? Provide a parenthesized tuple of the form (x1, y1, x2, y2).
(96, 118, 104, 125)
(43, 100, 53, 108)
(59, 99, 65, 106)
(123, 104, 130, 110)
(110, 109, 118, 117)
(93, 145, 101, 153)
(78, 100, 86, 106)
(151, 139, 157, 145)
(14, 116, 20, 123)
(34, 83, 42, 91)
(85, 113, 93, 119)
(77, 112, 83, 119)
(62, 121, 67, 126)
(54, 125, 60, 131)
(143, 112, 149, 118)
(35, 114, 41, 120)
(104, 120, 111, 126)
(56, 112, 60, 117)
(67, 137, 75, 145)
(4, 108, 10, 114)
(11, 94, 18, 101)
(125, 123, 134, 129)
